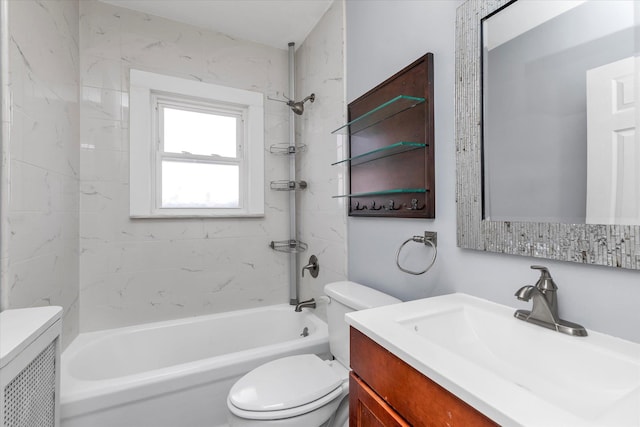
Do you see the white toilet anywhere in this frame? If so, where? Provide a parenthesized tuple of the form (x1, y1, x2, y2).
(226, 281, 401, 427)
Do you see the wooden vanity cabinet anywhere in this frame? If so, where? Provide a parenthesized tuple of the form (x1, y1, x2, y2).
(349, 327, 498, 427)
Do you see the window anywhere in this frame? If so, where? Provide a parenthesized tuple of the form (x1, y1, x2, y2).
(155, 97, 242, 209)
(130, 70, 264, 217)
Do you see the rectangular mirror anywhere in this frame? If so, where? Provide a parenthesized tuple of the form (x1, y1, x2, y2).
(456, 0, 640, 269)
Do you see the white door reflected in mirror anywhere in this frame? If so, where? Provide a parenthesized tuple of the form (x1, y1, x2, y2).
(586, 56, 640, 225)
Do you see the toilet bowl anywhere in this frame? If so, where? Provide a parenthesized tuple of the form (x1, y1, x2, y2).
(226, 281, 400, 427)
(227, 354, 349, 427)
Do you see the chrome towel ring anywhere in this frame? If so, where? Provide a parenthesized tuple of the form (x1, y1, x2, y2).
(396, 232, 437, 275)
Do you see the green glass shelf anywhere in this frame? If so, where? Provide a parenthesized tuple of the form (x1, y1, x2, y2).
(331, 95, 425, 135)
(332, 188, 426, 199)
(332, 142, 425, 166)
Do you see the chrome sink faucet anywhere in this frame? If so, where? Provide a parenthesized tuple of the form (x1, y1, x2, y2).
(514, 266, 588, 337)
(515, 265, 558, 324)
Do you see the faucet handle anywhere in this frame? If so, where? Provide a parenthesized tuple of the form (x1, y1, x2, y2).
(531, 265, 558, 291)
(302, 255, 319, 278)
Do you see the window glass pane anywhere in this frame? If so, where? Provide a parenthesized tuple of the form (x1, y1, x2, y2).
(163, 107, 237, 157)
(161, 161, 239, 208)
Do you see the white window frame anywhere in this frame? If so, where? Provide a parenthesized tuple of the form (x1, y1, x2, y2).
(130, 69, 264, 218)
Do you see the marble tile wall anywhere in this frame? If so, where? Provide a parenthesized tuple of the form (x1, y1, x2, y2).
(1, 0, 81, 349)
(296, 0, 348, 318)
(78, 0, 293, 331)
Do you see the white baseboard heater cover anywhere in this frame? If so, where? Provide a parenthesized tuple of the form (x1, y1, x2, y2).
(1, 307, 62, 427)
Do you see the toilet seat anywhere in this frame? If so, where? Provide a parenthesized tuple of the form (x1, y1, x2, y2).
(227, 354, 347, 421)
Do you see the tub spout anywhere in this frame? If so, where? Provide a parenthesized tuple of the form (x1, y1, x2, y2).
(294, 298, 316, 312)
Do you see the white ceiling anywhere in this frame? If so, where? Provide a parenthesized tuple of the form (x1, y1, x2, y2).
(99, 0, 334, 50)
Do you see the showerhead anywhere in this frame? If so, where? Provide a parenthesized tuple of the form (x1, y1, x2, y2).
(287, 93, 315, 115)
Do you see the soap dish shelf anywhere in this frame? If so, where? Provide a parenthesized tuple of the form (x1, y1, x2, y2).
(269, 239, 308, 253)
(270, 180, 308, 191)
(269, 143, 307, 155)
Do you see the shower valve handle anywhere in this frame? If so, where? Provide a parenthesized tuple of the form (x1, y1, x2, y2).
(301, 255, 319, 278)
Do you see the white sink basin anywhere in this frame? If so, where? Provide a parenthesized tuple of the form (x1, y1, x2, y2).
(346, 293, 640, 427)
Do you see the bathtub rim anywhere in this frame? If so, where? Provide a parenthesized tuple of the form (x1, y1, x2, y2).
(60, 304, 329, 419)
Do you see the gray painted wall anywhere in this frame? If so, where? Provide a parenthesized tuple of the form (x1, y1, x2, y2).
(346, 0, 640, 344)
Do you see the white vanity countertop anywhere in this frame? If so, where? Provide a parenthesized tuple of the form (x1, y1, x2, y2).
(345, 293, 640, 427)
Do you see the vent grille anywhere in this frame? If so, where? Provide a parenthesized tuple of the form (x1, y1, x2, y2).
(3, 341, 57, 427)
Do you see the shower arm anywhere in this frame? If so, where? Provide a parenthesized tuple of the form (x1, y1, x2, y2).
(267, 93, 315, 115)
(292, 93, 315, 105)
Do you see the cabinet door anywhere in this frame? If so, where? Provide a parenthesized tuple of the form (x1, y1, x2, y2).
(350, 328, 498, 427)
(349, 373, 409, 427)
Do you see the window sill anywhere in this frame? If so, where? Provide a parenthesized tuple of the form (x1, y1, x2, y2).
(130, 213, 265, 219)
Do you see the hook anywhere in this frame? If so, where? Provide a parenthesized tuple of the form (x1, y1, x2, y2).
(353, 201, 367, 211)
(384, 200, 402, 211)
(406, 198, 425, 210)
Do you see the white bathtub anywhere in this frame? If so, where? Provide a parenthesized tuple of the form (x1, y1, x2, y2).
(60, 304, 329, 427)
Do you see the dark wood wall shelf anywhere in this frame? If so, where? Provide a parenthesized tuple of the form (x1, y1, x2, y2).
(333, 54, 435, 218)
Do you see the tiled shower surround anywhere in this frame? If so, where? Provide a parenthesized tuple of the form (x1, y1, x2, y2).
(295, 1, 348, 316)
(1, 0, 80, 348)
(1, 0, 345, 340)
(78, 0, 346, 331)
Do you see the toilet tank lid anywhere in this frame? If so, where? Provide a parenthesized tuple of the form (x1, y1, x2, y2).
(324, 281, 401, 311)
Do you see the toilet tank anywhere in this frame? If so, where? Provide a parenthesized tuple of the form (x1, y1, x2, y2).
(324, 281, 400, 366)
